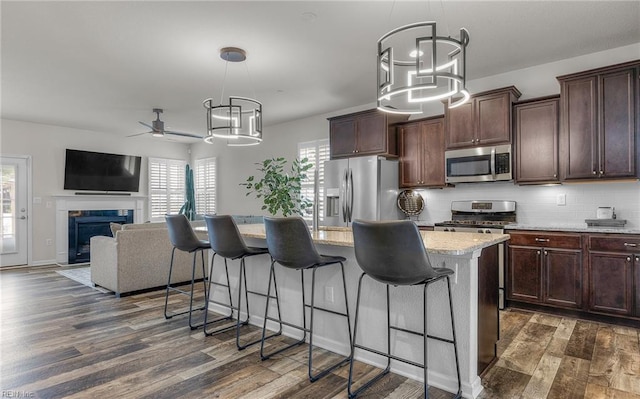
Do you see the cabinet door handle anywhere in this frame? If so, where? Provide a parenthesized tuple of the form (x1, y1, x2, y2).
(636, 257, 639, 262)
(592, 170, 597, 175)
(624, 243, 638, 247)
(535, 238, 550, 242)
(544, 250, 548, 256)
(537, 250, 541, 255)
(599, 170, 604, 175)
(627, 257, 632, 262)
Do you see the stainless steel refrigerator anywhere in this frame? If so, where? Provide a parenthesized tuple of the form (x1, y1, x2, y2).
(323, 155, 402, 226)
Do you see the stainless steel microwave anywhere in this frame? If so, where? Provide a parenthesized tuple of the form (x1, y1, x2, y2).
(445, 144, 512, 183)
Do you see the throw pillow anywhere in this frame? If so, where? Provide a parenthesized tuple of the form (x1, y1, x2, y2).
(110, 222, 123, 237)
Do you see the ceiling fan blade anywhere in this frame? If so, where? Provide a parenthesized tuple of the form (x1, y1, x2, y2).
(126, 131, 152, 138)
(138, 121, 155, 130)
(165, 130, 204, 139)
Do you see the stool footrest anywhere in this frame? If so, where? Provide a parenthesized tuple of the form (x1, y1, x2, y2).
(353, 343, 423, 369)
(303, 303, 349, 319)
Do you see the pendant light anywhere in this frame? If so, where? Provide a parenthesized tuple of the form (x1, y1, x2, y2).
(203, 47, 263, 146)
(377, 20, 470, 114)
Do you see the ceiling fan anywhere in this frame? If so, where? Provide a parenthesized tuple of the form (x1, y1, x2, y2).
(129, 108, 203, 139)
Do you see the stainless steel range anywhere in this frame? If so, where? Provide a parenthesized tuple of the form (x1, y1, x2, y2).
(434, 200, 516, 309)
(434, 200, 516, 233)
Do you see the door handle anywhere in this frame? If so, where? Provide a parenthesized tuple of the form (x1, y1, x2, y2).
(341, 168, 348, 223)
(624, 242, 637, 247)
(535, 238, 550, 242)
(347, 169, 354, 222)
(20, 216, 27, 220)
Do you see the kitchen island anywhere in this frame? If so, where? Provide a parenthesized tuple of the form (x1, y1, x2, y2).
(205, 224, 509, 398)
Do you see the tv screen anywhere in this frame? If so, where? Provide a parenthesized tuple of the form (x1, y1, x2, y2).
(64, 149, 142, 192)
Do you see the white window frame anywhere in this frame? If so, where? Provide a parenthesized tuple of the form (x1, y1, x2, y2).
(194, 157, 217, 216)
(148, 157, 187, 222)
(298, 139, 329, 224)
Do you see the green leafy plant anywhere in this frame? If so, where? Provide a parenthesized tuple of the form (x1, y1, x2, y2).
(241, 157, 313, 217)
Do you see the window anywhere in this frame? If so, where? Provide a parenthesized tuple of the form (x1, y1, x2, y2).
(194, 157, 217, 215)
(298, 139, 329, 223)
(148, 158, 187, 221)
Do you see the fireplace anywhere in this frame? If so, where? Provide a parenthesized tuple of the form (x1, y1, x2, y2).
(68, 210, 133, 264)
(55, 195, 145, 265)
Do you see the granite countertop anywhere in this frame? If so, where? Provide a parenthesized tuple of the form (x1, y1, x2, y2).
(505, 223, 640, 235)
(236, 224, 509, 256)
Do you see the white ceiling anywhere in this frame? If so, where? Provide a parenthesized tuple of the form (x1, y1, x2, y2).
(2, 1, 639, 142)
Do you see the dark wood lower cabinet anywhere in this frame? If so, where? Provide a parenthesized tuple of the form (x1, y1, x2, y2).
(508, 246, 542, 302)
(507, 231, 640, 325)
(544, 248, 582, 308)
(589, 252, 634, 316)
(507, 231, 582, 309)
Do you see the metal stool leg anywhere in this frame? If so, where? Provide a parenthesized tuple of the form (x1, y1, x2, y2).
(446, 276, 462, 399)
(236, 256, 282, 350)
(203, 253, 236, 336)
(164, 247, 178, 319)
(308, 263, 352, 382)
(260, 261, 305, 360)
(348, 273, 391, 398)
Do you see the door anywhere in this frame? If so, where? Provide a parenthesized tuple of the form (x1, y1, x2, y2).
(348, 156, 379, 223)
(507, 246, 542, 303)
(399, 122, 422, 187)
(543, 248, 582, 308)
(1, 156, 29, 267)
(600, 68, 636, 178)
(589, 251, 633, 315)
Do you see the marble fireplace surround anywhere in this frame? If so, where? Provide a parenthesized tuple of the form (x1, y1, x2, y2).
(55, 195, 145, 264)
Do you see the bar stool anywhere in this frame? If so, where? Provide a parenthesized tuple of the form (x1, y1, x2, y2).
(349, 220, 461, 399)
(203, 215, 282, 350)
(261, 216, 353, 382)
(164, 214, 210, 330)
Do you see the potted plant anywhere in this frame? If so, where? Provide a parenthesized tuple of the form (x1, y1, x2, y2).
(241, 157, 312, 217)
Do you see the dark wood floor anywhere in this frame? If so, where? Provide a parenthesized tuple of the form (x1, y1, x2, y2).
(1, 266, 639, 398)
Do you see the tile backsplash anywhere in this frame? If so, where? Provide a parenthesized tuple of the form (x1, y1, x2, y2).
(413, 181, 640, 229)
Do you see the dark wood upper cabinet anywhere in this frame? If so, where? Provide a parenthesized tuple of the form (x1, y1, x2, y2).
(328, 109, 407, 159)
(398, 117, 445, 188)
(445, 86, 521, 149)
(557, 61, 639, 181)
(514, 96, 560, 184)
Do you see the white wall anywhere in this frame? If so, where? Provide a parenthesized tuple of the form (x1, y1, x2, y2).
(0, 119, 190, 264)
(2, 43, 639, 264)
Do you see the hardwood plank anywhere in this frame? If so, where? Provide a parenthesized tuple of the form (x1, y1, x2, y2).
(479, 365, 531, 398)
(589, 327, 640, 395)
(565, 320, 598, 360)
(521, 353, 562, 399)
(495, 321, 556, 374)
(547, 355, 590, 399)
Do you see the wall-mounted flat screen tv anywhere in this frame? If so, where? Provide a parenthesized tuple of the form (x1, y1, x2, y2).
(64, 149, 142, 192)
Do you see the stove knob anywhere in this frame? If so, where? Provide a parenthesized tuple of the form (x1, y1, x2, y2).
(477, 229, 484, 233)
(484, 229, 492, 234)
(443, 228, 449, 232)
(450, 228, 456, 232)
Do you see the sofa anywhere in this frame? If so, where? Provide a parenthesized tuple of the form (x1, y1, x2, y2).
(90, 221, 208, 297)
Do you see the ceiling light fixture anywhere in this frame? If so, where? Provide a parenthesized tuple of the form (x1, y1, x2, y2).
(377, 21, 470, 114)
(203, 47, 263, 146)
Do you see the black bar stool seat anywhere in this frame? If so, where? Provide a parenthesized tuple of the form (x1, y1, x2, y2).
(261, 216, 353, 382)
(203, 215, 282, 350)
(164, 214, 211, 330)
(349, 219, 462, 399)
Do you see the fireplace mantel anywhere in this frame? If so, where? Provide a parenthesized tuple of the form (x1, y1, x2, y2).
(55, 195, 145, 264)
